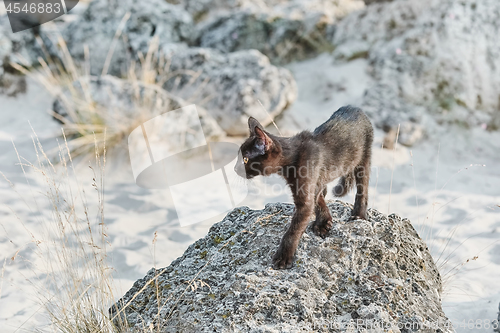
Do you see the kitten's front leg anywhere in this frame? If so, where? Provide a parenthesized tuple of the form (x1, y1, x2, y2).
(273, 201, 313, 269)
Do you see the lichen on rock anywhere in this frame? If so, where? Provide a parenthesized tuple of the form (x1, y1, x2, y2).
(110, 201, 452, 332)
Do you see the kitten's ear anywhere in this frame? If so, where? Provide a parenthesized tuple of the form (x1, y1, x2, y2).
(248, 117, 272, 154)
(254, 126, 272, 154)
(248, 117, 264, 134)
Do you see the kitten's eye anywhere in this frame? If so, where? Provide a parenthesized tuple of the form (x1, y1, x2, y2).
(243, 157, 249, 164)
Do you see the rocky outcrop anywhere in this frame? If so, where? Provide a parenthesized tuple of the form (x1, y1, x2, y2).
(59, 1, 297, 136)
(163, 48, 297, 135)
(196, 11, 335, 65)
(52, 75, 224, 141)
(0, 16, 43, 69)
(110, 201, 452, 332)
(333, 0, 500, 144)
(0, 15, 49, 95)
(363, 0, 394, 4)
(188, 0, 364, 63)
(62, 0, 195, 77)
(178, 0, 364, 24)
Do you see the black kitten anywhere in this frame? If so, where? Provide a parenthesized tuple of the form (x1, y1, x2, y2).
(234, 106, 374, 269)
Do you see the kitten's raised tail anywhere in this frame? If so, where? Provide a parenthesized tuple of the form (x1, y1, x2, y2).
(333, 173, 355, 197)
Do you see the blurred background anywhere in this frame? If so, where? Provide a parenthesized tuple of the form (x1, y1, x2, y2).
(0, 0, 499, 331)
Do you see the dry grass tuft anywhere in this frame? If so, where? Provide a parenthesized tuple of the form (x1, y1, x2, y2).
(1, 131, 129, 332)
(2, 21, 221, 332)
(10, 25, 203, 160)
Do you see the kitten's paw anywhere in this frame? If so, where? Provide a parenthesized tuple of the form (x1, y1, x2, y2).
(312, 219, 332, 238)
(272, 247, 295, 270)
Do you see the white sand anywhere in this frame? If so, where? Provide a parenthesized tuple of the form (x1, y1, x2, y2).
(0, 55, 499, 332)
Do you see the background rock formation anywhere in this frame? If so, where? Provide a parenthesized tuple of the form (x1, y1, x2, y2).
(63, 0, 195, 77)
(333, 0, 500, 144)
(111, 202, 452, 332)
(164, 48, 297, 135)
(195, 11, 335, 65)
(0, 16, 45, 96)
(52, 75, 225, 142)
(190, 0, 364, 64)
(175, 0, 364, 23)
(56, 0, 297, 136)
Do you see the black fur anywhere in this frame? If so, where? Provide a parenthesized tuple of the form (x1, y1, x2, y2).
(234, 106, 374, 269)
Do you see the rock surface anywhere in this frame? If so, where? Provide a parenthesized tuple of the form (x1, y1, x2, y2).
(111, 201, 452, 332)
(164, 48, 297, 135)
(178, 0, 364, 24)
(60, 1, 297, 135)
(0, 15, 49, 95)
(0, 15, 43, 68)
(191, 0, 364, 63)
(363, 0, 393, 4)
(333, 0, 500, 143)
(63, 0, 195, 76)
(53, 75, 224, 142)
(196, 11, 335, 64)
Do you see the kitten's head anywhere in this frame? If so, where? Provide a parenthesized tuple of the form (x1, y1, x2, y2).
(234, 117, 280, 179)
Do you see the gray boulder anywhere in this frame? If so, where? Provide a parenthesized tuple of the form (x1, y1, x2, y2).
(62, 0, 195, 77)
(196, 11, 335, 64)
(0, 15, 43, 68)
(186, 0, 364, 63)
(58, 0, 298, 136)
(110, 201, 452, 332)
(0, 15, 49, 95)
(52, 75, 224, 142)
(363, 0, 394, 4)
(333, 0, 500, 142)
(163, 48, 297, 135)
(177, 0, 365, 24)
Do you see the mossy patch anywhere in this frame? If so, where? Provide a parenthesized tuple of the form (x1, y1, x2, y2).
(200, 251, 208, 259)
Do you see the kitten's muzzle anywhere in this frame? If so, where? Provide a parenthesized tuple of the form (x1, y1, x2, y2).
(234, 164, 246, 178)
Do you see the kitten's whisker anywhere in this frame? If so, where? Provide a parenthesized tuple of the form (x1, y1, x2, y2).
(256, 98, 283, 136)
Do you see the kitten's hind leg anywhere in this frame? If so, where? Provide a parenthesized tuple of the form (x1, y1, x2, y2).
(333, 172, 354, 197)
(312, 187, 333, 238)
(350, 162, 370, 220)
